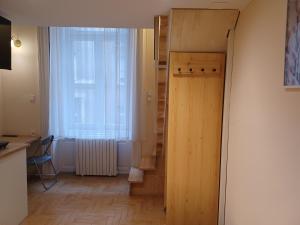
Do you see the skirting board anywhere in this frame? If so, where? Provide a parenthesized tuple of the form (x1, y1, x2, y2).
(59, 166, 129, 175)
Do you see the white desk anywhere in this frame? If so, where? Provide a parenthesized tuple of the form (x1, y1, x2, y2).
(0, 136, 40, 225)
(0, 143, 28, 225)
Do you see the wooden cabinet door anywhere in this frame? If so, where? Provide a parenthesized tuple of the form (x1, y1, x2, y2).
(166, 52, 225, 225)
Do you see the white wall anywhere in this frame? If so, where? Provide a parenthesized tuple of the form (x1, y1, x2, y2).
(1, 25, 40, 136)
(225, 0, 300, 225)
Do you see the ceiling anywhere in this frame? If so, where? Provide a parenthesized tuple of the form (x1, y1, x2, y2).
(0, 0, 252, 28)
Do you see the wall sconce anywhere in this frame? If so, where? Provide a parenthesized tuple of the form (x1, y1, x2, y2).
(11, 35, 22, 48)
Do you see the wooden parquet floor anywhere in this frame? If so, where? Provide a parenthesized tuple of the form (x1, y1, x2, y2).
(21, 174, 166, 225)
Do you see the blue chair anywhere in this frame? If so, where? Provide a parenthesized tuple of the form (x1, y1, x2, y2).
(27, 135, 58, 190)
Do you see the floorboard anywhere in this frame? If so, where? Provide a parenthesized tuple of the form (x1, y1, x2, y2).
(21, 174, 166, 225)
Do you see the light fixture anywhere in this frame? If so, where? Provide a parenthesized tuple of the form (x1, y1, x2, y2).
(11, 35, 22, 48)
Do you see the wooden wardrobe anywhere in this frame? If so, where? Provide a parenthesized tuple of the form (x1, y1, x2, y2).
(166, 52, 225, 225)
(154, 8, 239, 225)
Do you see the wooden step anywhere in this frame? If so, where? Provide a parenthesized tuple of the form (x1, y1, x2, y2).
(157, 142, 163, 149)
(157, 112, 165, 119)
(153, 143, 164, 156)
(139, 156, 156, 170)
(158, 61, 167, 66)
(157, 133, 164, 145)
(156, 140, 164, 146)
(152, 146, 157, 157)
(128, 167, 144, 183)
(156, 143, 163, 152)
(158, 65, 168, 69)
(158, 102, 166, 108)
(157, 128, 164, 134)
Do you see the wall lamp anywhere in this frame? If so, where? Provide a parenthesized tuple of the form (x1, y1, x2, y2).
(11, 35, 22, 48)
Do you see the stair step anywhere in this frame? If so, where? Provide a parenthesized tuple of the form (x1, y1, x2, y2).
(157, 80, 167, 86)
(128, 167, 144, 183)
(157, 115, 165, 120)
(157, 144, 163, 153)
(157, 142, 164, 146)
(139, 156, 156, 170)
(157, 138, 164, 145)
(158, 64, 167, 69)
(157, 142, 163, 149)
(153, 143, 164, 156)
(158, 61, 167, 66)
(157, 128, 164, 134)
(152, 147, 157, 157)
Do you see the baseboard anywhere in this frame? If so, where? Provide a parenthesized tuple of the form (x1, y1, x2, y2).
(118, 166, 130, 174)
(59, 166, 75, 173)
(60, 166, 129, 174)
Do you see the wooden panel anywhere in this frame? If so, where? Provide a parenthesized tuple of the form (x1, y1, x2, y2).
(158, 16, 168, 65)
(173, 62, 221, 75)
(154, 15, 168, 65)
(169, 9, 239, 52)
(166, 52, 225, 225)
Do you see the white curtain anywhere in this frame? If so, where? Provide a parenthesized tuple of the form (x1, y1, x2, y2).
(37, 27, 50, 137)
(49, 27, 137, 140)
(38, 26, 61, 171)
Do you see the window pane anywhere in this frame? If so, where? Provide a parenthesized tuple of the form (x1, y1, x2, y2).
(73, 40, 96, 84)
(49, 27, 136, 139)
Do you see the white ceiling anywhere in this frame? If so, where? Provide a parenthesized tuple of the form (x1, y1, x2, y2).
(0, 0, 251, 28)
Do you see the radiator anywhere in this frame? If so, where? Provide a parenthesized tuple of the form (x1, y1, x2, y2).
(75, 139, 118, 176)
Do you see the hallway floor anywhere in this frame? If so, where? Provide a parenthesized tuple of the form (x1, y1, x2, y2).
(21, 174, 166, 225)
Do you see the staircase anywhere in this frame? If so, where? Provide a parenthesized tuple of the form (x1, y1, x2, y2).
(128, 16, 169, 196)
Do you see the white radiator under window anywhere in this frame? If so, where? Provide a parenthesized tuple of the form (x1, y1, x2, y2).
(75, 139, 118, 176)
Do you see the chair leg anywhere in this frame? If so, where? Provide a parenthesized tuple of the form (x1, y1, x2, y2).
(48, 159, 58, 186)
(34, 161, 48, 191)
(33, 160, 58, 191)
(49, 159, 58, 179)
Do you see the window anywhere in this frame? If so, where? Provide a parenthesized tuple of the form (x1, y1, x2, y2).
(49, 27, 137, 140)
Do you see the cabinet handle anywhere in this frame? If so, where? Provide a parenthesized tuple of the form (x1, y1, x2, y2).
(178, 68, 181, 72)
(212, 68, 216, 72)
(189, 68, 193, 72)
(201, 68, 205, 72)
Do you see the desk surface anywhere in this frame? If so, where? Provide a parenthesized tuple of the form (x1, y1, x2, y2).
(0, 135, 40, 144)
(0, 136, 41, 159)
(0, 143, 29, 159)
